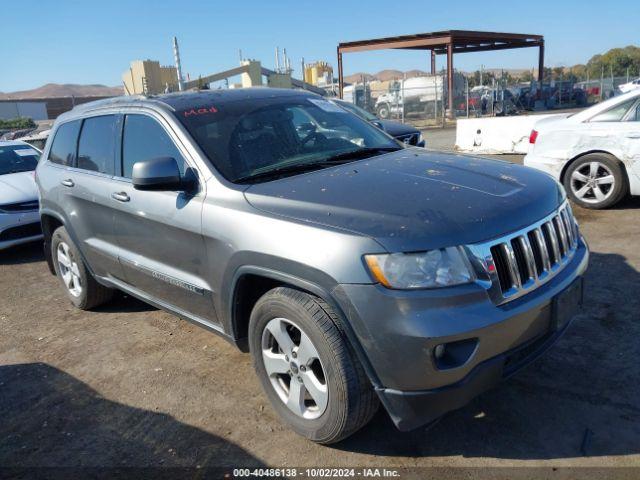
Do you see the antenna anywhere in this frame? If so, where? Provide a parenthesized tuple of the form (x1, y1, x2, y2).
(173, 36, 184, 91)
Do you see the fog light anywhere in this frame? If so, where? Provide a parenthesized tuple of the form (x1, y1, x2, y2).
(433, 338, 478, 370)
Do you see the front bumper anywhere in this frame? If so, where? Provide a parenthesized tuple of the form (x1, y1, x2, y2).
(333, 238, 589, 431)
(0, 210, 43, 251)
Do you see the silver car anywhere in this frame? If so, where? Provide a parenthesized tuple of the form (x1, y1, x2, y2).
(36, 89, 589, 444)
(0, 141, 43, 250)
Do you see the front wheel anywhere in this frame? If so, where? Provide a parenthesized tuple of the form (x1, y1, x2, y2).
(376, 103, 391, 119)
(563, 154, 627, 209)
(249, 287, 378, 444)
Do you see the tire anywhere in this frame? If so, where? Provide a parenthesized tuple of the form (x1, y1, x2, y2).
(563, 153, 628, 209)
(249, 287, 379, 444)
(51, 226, 113, 310)
(376, 103, 391, 119)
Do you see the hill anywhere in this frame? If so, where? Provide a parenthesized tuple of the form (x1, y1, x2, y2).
(0, 83, 123, 100)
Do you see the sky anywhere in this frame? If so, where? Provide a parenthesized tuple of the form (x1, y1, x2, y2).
(1, 0, 638, 92)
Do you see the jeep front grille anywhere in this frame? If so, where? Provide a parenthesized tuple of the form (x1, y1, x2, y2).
(467, 203, 580, 305)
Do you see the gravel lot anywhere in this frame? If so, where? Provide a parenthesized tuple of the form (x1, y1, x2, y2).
(1, 150, 639, 476)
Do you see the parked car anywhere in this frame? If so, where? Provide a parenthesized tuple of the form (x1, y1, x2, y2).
(618, 77, 640, 94)
(37, 89, 588, 444)
(0, 141, 43, 250)
(329, 98, 425, 147)
(19, 128, 51, 151)
(525, 89, 640, 209)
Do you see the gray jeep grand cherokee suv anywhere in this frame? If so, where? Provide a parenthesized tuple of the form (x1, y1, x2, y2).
(36, 89, 588, 444)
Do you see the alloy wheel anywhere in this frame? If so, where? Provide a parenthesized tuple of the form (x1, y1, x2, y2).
(57, 242, 83, 297)
(570, 161, 615, 204)
(261, 317, 328, 419)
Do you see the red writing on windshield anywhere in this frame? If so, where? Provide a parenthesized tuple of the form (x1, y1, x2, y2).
(183, 106, 218, 117)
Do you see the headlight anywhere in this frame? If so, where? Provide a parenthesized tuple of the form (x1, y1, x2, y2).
(364, 247, 475, 289)
(417, 133, 424, 145)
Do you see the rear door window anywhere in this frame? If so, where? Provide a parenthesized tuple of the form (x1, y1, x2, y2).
(48, 120, 81, 166)
(121, 114, 185, 178)
(77, 115, 117, 174)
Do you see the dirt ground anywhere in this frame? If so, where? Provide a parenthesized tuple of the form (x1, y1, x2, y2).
(1, 153, 639, 477)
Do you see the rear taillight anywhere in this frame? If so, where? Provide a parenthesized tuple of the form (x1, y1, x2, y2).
(529, 129, 539, 144)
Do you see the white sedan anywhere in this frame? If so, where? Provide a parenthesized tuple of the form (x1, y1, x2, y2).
(0, 141, 43, 250)
(524, 90, 640, 209)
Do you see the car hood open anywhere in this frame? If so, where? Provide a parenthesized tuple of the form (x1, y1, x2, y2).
(244, 150, 564, 252)
(0, 171, 38, 205)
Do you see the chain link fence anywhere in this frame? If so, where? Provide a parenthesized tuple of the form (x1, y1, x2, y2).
(326, 69, 639, 128)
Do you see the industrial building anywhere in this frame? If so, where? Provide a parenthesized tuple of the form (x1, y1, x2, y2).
(122, 60, 178, 95)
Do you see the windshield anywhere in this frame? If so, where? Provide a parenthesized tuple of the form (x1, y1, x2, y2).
(0, 144, 40, 175)
(333, 100, 379, 122)
(175, 95, 399, 183)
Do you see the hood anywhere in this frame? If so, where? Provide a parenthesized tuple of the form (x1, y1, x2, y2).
(0, 171, 39, 205)
(244, 150, 564, 252)
(378, 120, 420, 137)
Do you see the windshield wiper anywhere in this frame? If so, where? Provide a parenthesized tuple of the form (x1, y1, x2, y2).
(323, 146, 401, 163)
(235, 161, 338, 183)
(235, 147, 402, 184)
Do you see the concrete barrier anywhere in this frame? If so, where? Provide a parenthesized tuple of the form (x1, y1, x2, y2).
(455, 113, 563, 154)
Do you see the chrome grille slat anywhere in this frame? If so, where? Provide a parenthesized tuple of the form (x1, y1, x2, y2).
(544, 221, 561, 265)
(518, 235, 538, 282)
(562, 208, 576, 247)
(467, 202, 581, 305)
(533, 228, 551, 272)
(553, 215, 569, 256)
(500, 242, 522, 290)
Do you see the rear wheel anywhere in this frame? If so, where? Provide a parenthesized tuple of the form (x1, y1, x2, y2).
(51, 226, 113, 310)
(249, 287, 378, 444)
(564, 154, 627, 209)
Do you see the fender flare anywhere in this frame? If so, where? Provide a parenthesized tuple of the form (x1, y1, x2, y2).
(39, 208, 98, 279)
(226, 264, 382, 388)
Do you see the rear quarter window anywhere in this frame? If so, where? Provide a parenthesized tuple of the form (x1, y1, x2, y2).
(590, 98, 637, 122)
(48, 120, 81, 166)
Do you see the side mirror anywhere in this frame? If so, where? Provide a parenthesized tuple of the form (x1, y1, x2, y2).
(132, 157, 182, 191)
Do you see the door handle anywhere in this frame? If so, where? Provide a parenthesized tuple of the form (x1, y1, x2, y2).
(61, 179, 74, 187)
(111, 192, 130, 202)
(625, 133, 640, 139)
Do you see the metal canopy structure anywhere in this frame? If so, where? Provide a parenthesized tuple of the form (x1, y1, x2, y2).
(337, 30, 545, 114)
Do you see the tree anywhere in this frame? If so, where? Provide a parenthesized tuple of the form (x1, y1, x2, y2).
(586, 46, 640, 78)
